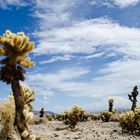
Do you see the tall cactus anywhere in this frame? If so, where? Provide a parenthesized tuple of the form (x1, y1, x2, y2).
(128, 86, 139, 111)
(108, 98, 114, 112)
(0, 30, 35, 139)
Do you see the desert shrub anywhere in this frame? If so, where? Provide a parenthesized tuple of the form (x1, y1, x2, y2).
(0, 94, 16, 139)
(63, 106, 88, 129)
(119, 107, 140, 134)
(55, 114, 63, 121)
(109, 113, 120, 122)
(30, 116, 48, 125)
(90, 114, 100, 121)
(100, 111, 112, 122)
(46, 114, 53, 121)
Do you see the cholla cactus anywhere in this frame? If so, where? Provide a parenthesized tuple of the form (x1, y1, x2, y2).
(0, 86, 36, 140)
(128, 86, 139, 111)
(90, 114, 100, 121)
(108, 98, 114, 112)
(0, 30, 35, 140)
(63, 106, 88, 129)
(0, 94, 15, 139)
(119, 107, 140, 134)
(100, 111, 112, 122)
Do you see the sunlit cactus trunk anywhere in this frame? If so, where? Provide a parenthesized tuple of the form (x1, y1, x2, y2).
(11, 80, 29, 140)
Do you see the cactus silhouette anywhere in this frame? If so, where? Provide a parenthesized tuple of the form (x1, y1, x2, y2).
(128, 86, 139, 111)
(108, 98, 114, 112)
(0, 30, 35, 139)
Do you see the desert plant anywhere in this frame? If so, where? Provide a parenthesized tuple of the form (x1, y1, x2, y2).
(0, 94, 16, 139)
(128, 86, 139, 111)
(0, 30, 35, 139)
(108, 98, 114, 112)
(55, 114, 63, 121)
(100, 111, 112, 122)
(63, 106, 88, 129)
(39, 108, 45, 118)
(90, 114, 100, 121)
(46, 114, 53, 121)
(0, 86, 35, 139)
(119, 107, 140, 134)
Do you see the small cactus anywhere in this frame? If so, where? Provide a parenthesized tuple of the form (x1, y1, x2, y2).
(100, 111, 112, 122)
(119, 107, 140, 134)
(63, 106, 88, 129)
(128, 86, 139, 111)
(39, 108, 45, 118)
(108, 98, 114, 112)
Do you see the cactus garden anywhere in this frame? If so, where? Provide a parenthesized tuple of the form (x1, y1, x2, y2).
(0, 1, 140, 140)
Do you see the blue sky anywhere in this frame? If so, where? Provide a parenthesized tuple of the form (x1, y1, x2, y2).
(0, 0, 140, 113)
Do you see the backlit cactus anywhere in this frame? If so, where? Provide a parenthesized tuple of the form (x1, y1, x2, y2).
(63, 106, 88, 129)
(119, 108, 140, 134)
(128, 86, 139, 111)
(90, 114, 100, 121)
(0, 30, 35, 140)
(100, 111, 112, 122)
(0, 85, 36, 139)
(0, 94, 15, 139)
(0, 30, 35, 84)
(108, 98, 114, 112)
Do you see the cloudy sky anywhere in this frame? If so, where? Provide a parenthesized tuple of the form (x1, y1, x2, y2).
(0, 0, 140, 113)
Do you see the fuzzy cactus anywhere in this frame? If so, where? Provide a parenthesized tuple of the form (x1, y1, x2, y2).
(0, 94, 16, 139)
(63, 106, 88, 129)
(100, 111, 112, 122)
(119, 108, 140, 134)
(0, 30, 35, 140)
(128, 86, 139, 111)
(108, 98, 114, 112)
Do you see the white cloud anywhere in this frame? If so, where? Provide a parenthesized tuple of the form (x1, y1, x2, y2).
(0, 0, 27, 9)
(40, 55, 75, 64)
(113, 0, 139, 8)
(84, 52, 104, 60)
(90, 0, 140, 8)
(30, 0, 140, 112)
(33, 17, 140, 59)
(32, 0, 77, 29)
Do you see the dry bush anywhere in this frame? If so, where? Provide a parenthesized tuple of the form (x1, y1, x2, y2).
(63, 106, 89, 129)
(100, 111, 112, 122)
(90, 114, 100, 121)
(30, 116, 48, 125)
(109, 113, 120, 122)
(119, 107, 140, 134)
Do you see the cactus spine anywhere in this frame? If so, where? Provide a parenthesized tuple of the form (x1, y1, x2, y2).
(128, 86, 139, 111)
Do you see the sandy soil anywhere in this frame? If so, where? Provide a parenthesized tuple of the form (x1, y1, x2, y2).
(28, 120, 140, 140)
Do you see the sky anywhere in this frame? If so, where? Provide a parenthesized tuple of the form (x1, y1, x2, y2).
(0, 0, 140, 113)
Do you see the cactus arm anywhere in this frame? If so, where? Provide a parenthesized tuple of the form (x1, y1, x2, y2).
(128, 94, 133, 102)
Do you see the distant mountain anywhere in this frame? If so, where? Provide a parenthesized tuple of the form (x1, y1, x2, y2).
(34, 111, 57, 115)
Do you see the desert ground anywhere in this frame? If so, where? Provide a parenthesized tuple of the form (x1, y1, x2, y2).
(28, 120, 140, 140)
